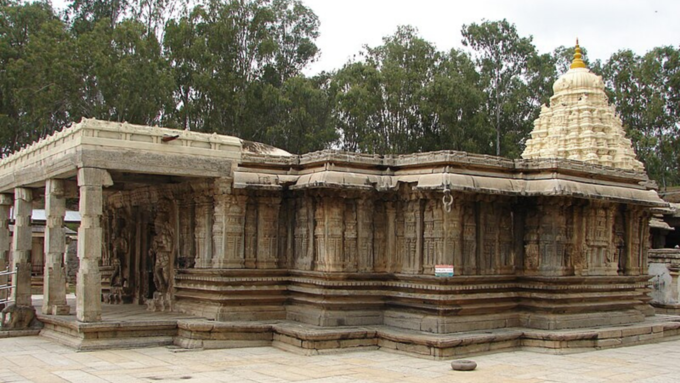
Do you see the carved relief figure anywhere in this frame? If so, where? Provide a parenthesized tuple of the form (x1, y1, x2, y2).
(423, 200, 436, 274)
(402, 199, 419, 274)
(111, 216, 129, 285)
(150, 203, 174, 294)
(614, 208, 625, 274)
(524, 210, 540, 271)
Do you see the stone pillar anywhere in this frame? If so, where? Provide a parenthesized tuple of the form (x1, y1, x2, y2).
(194, 195, 214, 269)
(76, 168, 112, 322)
(385, 202, 397, 273)
(11, 188, 33, 308)
(256, 196, 280, 269)
(356, 198, 374, 272)
(0, 194, 12, 306)
(212, 195, 246, 269)
(42, 179, 70, 315)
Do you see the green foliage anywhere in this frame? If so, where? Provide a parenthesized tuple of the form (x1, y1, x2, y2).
(163, 0, 320, 143)
(333, 26, 488, 155)
(0, 1, 81, 155)
(603, 47, 680, 188)
(461, 19, 539, 157)
(78, 19, 173, 124)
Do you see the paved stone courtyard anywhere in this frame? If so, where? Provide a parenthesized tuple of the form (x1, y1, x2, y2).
(1, 336, 680, 383)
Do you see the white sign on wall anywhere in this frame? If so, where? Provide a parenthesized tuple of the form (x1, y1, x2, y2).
(435, 265, 454, 277)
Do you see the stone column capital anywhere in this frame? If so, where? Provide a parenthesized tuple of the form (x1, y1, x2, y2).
(77, 168, 113, 187)
(0, 194, 13, 206)
(14, 188, 32, 202)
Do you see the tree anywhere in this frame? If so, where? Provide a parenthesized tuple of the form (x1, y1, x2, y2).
(77, 19, 174, 125)
(261, 75, 336, 154)
(461, 19, 537, 157)
(420, 49, 489, 153)
(163, 0, 320, 140)
(603, 47, 680, 188)
(331, 61, 383, 152)
(333, 26, 441, 154)
(0, 1, 82, 155)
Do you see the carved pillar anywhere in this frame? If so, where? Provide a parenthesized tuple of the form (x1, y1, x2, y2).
(372, 201, 387, 273)
(523, 208, 540, 274)
(76, 168, 112, 322)
(294, 198, 313, 270)
(402, 198, 422, 275)
(278, 198, 293, 269)
(571, 203, 587, 275)
(584, 202, 615, 276)
(498, 204, 514, 274)
(0, 194, 12, 306)
(11, 188, 33, 308)
(537, 201, 569, 276)
(321, 197, 344, 272)
(639, 211, 651, 275)
(344, 199, 358, 272)
(178, 197, 196, 269)
(42, 179, 69, 315)
(443, 197, 463, 273)
(423, 199, 436, 275)
(212, 194, 246, 269)
(256, 196, 280, 269)
(462, 202, 477, 275)
(244, 198, 258, 269)
(313, 197, 326, 270)
(385, 201, 397, 272)
(480, 200, 498, 274)
(193, 195, 214, 269)
(356, 198, 374, 272)
(623, 207, 644, 275)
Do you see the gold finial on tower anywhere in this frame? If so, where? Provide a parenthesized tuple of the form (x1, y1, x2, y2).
(570, 38, 587, 69)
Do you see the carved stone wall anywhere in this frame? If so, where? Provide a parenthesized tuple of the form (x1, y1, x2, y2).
(103, 177, 657, 332)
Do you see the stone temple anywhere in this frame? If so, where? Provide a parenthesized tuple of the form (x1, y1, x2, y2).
(1, 44, 679, 357)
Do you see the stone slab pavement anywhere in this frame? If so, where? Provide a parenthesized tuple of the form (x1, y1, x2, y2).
(1, 336, 680, 383)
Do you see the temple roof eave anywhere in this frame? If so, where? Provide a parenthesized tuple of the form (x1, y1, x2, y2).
(233, 163, 666, 207)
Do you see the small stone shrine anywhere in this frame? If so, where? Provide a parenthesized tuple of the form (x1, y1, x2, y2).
(0, 44, 676, 355)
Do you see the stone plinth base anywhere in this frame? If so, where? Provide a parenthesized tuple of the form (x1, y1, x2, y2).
(653, 303, 680, 315)
(35, 307, 680, 358)
(172, 316, 680, 359)
(38, 315, 178, 351)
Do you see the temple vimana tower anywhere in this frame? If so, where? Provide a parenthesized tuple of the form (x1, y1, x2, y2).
(1, 43, 678, 357)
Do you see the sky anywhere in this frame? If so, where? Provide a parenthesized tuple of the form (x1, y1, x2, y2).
(301, 0, 680, 75)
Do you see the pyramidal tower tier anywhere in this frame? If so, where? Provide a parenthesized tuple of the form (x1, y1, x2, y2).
(522, 41, 644, 172)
